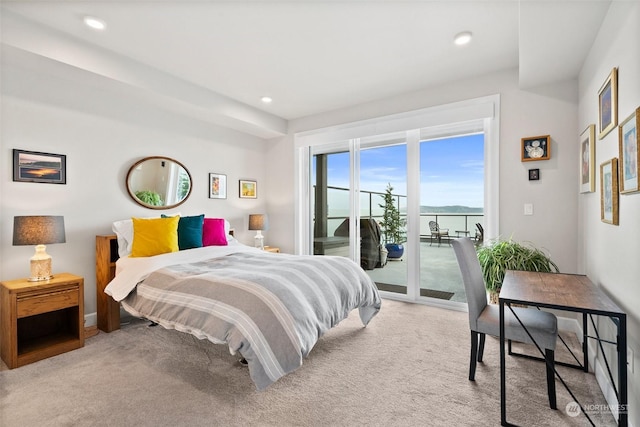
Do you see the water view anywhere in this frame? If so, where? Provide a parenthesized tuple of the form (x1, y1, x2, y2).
(313, 133, 484, 303)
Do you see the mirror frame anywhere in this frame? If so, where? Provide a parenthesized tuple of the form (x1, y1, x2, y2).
(126, 156, 193, 210)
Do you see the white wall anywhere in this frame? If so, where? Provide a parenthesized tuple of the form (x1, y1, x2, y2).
(268, 68, 580, 275)
(578, 2, 640, 424)
(1, 73, 269, 321)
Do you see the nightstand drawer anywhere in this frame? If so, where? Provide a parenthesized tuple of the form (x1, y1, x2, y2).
(17, 288, 79, 318)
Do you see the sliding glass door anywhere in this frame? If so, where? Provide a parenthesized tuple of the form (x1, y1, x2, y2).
(359, 139, 407, 295)
(308, 131, 484, 304)
(295, 94, 500, 307)
(418, 134, 484, 303)
(311, 143, 353, 260)
(310, 135, 409, 296)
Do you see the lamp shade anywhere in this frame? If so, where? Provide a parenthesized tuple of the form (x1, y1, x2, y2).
(13, 216, 66, 246)
(248, 214, 268, 231)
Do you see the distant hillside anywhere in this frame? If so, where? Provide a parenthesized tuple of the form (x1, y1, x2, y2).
(420, 205, 483, 214)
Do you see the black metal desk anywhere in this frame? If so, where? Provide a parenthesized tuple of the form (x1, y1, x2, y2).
(499, 271, 627, 426)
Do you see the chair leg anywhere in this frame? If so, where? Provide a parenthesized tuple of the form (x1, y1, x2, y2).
(469, 331, 478, 381)
(477, 333, 486, 362)
(545, 349, 557, 410)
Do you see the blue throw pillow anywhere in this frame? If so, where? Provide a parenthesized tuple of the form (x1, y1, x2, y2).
(162, 214, 204, 250)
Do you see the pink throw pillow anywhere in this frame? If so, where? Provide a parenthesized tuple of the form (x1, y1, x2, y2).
(203, 218, 228, 246)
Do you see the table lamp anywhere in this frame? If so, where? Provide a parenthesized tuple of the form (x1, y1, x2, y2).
(13, 216, 66, 281)
(248, 214, 268, 250)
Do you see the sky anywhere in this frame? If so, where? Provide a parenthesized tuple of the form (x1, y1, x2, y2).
(320, 133, 484, 209)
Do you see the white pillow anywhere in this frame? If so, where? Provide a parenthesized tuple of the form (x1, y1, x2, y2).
(112, 218, 134, 259)
(112, 215, 230, 258)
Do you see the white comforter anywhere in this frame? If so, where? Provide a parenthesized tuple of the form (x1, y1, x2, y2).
(104, 241, 382, 390)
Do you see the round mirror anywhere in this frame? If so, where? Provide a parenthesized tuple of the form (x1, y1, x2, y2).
(126, 156, 192, 210)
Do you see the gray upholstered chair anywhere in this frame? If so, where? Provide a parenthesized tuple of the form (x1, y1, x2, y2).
(451, 237, 558, 409)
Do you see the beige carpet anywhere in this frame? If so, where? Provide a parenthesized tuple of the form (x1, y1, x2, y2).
(0, 300, 615, 426)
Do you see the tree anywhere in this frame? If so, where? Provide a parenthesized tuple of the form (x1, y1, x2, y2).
(378, 183, 406, 244)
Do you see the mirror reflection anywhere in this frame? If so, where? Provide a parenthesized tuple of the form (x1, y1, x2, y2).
(126, 156, 192, 209)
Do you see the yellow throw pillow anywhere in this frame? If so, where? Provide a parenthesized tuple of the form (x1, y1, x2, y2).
(131, 216, 179, 257)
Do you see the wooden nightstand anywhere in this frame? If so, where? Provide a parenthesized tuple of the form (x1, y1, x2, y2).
(0, 273, 84, 368)
(263, 246, 280, 253)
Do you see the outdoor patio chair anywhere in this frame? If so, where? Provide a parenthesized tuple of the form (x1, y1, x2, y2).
(451, 237, 558, 410)
(428, 220, 449, 246)
(474, 223, 484, 245)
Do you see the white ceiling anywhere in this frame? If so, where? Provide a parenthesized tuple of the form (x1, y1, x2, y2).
(0, 1, 612, 137)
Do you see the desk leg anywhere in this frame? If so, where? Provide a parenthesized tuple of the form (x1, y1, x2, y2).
(618, 315, 628, 427)
(500, 300, 507, 425)
(583, 312, 588, 372)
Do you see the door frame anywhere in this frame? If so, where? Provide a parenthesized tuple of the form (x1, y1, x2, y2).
(294, 95, 500, 305)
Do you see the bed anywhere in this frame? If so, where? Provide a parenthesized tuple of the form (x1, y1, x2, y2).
(95, 219, 381, 390)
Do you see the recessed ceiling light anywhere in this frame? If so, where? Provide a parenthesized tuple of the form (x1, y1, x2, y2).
(454, 31, 472, 46)
(261, 96, 273, 104)
(84, 16, 106, 31)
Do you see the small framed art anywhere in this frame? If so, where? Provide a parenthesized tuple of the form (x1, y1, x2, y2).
(598, 67, 618, 139)
(618, 107, 639, 193)
(239, 179, 257, 199)
(580, 124, 596, 193)
(528, 169, 540, 181)
(521, 135, 550, 161)
(209, 173, 227, 199)
(13, 149, 66, 184)
(600, 158, 619, 225)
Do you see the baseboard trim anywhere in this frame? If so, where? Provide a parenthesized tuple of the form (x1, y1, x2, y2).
(85, 312, 97, 327)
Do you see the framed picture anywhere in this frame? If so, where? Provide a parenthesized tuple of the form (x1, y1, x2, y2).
(521, 135, 550, 161)
(239, 179, 257, 199)
(12, 149, 66, 184)
(209, 173, 227, 199)
(618, 107, 639, 193)
(600, 158, 619, 225)
(580, 124, 596, 193)
(528, 169, 540, 181)
(598, 67, 618, 139)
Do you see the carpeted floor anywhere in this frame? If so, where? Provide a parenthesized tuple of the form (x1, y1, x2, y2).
(0, 300, 615, 426)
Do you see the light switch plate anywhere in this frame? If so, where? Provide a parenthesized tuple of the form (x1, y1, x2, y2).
(524, 203, 534, 215)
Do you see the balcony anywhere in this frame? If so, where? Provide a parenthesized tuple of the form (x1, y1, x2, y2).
(314, 186, 483, 304)
(367, 240, 467, 303)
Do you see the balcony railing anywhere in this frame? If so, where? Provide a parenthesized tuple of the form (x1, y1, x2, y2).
(317, 185, 483, 239)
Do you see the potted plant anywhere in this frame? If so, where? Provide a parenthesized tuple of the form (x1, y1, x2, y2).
(378, 183, 406, 259)
(135, 190, 163, 206)
(477, 238, 559, 303)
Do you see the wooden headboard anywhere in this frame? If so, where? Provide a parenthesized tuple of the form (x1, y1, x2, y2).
(96, 234, 120, 332)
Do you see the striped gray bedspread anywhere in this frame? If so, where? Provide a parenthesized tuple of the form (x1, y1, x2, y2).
(121, 251, 381, 390)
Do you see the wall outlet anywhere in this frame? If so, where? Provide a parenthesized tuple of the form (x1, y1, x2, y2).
(628, 347, 634, 373)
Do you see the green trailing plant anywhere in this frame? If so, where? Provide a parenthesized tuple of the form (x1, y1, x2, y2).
(477, 238, 559, 294)
(135, 190, 163, 206)
(378, 183, 406, 245)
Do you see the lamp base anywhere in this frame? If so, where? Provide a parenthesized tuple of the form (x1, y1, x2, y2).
(29, 245, 53, 282)
(254, 231, 264, 250)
